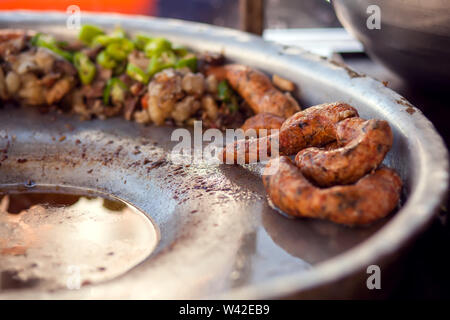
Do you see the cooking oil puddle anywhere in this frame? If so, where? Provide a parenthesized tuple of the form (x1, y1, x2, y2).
(0, 187, 159, 292)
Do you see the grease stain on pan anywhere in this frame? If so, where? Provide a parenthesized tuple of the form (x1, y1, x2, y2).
(396, 98, 416, 115)
(329, 59, 366, 79)
(0, 187, 159, 292)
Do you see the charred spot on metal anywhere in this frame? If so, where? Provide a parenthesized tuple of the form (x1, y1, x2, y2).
(147, 159, 167, 171)
(396, 98, 416, 114)
(1, 140, 10, 154)
(329, 60, 365, 78)
(406, 107, 416, 114)
(114, 146, 123, 157)
(0, 270, 41, 290)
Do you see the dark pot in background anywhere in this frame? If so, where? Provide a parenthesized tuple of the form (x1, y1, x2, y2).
(332, 0, 450, 88)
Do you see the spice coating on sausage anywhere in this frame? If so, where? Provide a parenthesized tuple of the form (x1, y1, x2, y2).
(241, 112, 285, 136)
(295, 118, 393, 187)
(218, 102, 359, 164)
(279, 102, 359, 155)
(220, 133, 280, 164)
(263, 156, 402, 226)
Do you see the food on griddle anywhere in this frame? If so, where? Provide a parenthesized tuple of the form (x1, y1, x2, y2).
(205, 63, 300, 118)
(0, 26, 402, 226)
(240, 112, 285, 136)
(221, 102, 358, 162)
(221, 102, 402, 225)
(0, 26, 297, 130)
(295, 117, 393, 187)
(263, 157, 402, 226)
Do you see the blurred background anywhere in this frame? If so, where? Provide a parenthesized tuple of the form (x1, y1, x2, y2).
(0, 0, 339, 28)
(1, 0, 449, 299)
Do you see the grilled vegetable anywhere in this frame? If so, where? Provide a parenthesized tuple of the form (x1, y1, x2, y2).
(144, 38, 172, 57)
(126, 63, 150, 84)
(31, 33, 73, 62)
(78, 25, 105, 45)
(103, 77, 128, 106)
(73, 52, 96, 85)
(175, 55, 197, 72)
(218, 80, 239, 112)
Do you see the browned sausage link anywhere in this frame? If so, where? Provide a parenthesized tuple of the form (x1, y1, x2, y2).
(206, 64, 301, 118)
(218, 133, 279, 165)
(334, 117, 366, 145)
(218, 102, 359, 164)
(295, 118, 393, 187)
(241, 112, 285, 137)
(220, 133, 280, 164)
(262, 156, 402, 226)
(279, 102, 359, 155)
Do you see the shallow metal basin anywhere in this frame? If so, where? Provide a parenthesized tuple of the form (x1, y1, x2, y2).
(0, 11, 448, 299)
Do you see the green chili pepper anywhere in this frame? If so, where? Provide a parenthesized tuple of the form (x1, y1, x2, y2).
(30, 33, 73, 62)
(56, 40, 69, 48)
(144, 37, 172, 57)
(173, 45, 189, 57)
(218, 80, 232, 102)
(91, 35, 115, 47)
(134, 34, 153, 51)
(111, 27, 126, 39)
(175, 55, 197, 72)
(147, 51, 176, 77)
(105, 42, 128, 60)
(30, 33, 46, 46)
(227, 96, 239, 113)
(147, 56, 163, 77)
(126, 63, 150, 84)
(103, 78, 128, 106)
(73, 52, 96, 85)
(111, 83, 126, 105)
(96, 50, 117, 69)
(218, 80, 239, 112)
(110, 38, 134, 58)
(113, 60, 127, 76)
(78, 25, 105, 45)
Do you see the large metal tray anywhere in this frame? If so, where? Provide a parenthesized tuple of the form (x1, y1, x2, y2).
(0, 11, 448, 299)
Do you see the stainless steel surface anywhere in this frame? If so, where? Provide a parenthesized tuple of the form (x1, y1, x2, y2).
(0, 189, 158, 291)
(332, 0, 450, 86)
(263, 28, 364, 57)
(0, 11, 448, 299)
